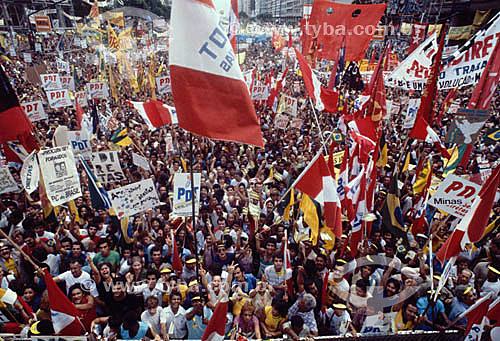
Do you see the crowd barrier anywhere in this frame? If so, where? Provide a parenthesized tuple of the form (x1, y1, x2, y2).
(0, 330, 464, 340)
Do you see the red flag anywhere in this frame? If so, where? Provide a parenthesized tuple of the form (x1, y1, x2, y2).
(43, 268, 83, 336)
(320, 87, 339, 113)
(171, 230, 183, 273)
(416, 24, 446, 125)
(169, 0, 263, 147)
(307, 1, 386, 61)
(288, 31, 292, 49)
(75, 101, 84, 130)
(89, 0, 99, 19)
(363, 45, 388, 124)
(410, 169, 433, 236)
(462, 294, 492, 336)
(0, 64, 34, 147)
(437, 164, 500, 263)
(202, 295, 228, 341)
(436, 88, 457, 127)
(408, 22, 427, 54)
(272, 29, 286, 51)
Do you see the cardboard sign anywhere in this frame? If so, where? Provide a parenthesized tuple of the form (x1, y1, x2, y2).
(108, 178, 161, 218)
(22, 101, 46, 122)
(41, 73, 62, 91)
(281, 95, 298, 116)
(403, 98, 421, 129)
(38, 146, 82, 206)
(173, 173, 201, 217)
(60, 76, 75, 91)
(251, 82, 269, 100)
(430, 174, 482, 218)
(155, 76, 171, 94)
(87, 82, 109, 99)
(274, 114, 288, 130)
(46, 89, 72, 108)
(23, 53, 32, 63)
(67, 130, 91, 160)
(75, 91, 88, 107)
(91, 151, 125, 184)
(0, 167, 20, 194)
(132, 152, 151, 171)
(20, 151, 39, 194)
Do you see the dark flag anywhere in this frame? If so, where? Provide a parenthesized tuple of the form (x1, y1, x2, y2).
(381, 175, 408, 243)
(342, 62, 364, 91)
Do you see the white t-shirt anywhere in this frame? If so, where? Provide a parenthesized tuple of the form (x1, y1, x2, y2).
(141, 307, 163, 335)
(57, 270, 98, 297)
(328, 309, 351, 336)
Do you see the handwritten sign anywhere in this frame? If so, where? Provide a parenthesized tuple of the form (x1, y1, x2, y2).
(0, 167, 19, 194)
(155, 76, 171, 94)
(108, 178, 161, 218)
(91, 151, 125, 184)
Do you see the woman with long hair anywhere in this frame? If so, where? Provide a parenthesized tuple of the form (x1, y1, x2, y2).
(230, 301, 261, 340)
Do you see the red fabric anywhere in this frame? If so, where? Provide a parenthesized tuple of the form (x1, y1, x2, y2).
(320, 87, 339, 113)
(172, 231, 183, 273)
(364, 45, 388, 124)
(75, 101, 84, 130)
(202, 296, 228, 341)
(436, 88, 457, 127)
(408, 23, 427, 54)
(18, 296, 35, 320)
(0, 106, 33, 145)
(464, 297, 492, 336)
(307, 1, 386, 61)
(417, 24, 446, 125)
(272, 29, 286, 51)
(469, 38, 500, 110)
(170, 65, 263, 147)
(321, 271, 329, 312)
(294, 153, 330, 200)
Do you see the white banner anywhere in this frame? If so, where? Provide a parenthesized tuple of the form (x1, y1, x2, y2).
(23, 53, 32, 63)
(439, 12, 500, 89)
(385, 33, 437, 91)
(430, 174, 482, 218)
(155, 76, 171, 94)
(132, 152, 151, 171)
(403, 99, 421, 129)
(67, 130, 91, 160)
(0, 167, 19, 194)
(109, 178, 161, 218)
(60, 76, 75, 91)
(75, 91, 88, 107)
(173, 173, 201, 217)
(91, 151, 125, 184)
(22, 101, 46, 122)
(20, 151, 39, 194)
(40, 73, 62, 91)
(87, 82, 109, 99)
(38, 146, 82, 206)
(46, 89, 72, 108)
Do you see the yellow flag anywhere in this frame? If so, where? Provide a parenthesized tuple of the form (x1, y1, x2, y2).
(300, 194, 320, 246)
(107, 23, 119, 50)
(401, 151, 411, 174)
(413, 160, 431, 194)
(109, 66, 118, 103)
(108, 12, 124, 28)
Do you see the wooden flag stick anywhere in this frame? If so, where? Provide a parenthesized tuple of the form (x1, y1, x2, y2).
(0, 229, 39, 271)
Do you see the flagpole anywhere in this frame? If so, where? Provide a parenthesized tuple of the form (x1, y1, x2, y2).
(308, 98, 328, 155)
(188, 132, 204, 318)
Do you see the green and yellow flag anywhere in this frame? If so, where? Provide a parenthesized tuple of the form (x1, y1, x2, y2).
(300, 194, 322, 246)
(110, 128, 133, 147)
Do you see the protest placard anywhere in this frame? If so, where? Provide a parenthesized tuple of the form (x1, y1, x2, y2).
(361, 312, 396, 334)
(281, 95, 298, 116)
(403, 98, 420, 129)
(251, 82, 269, 100)
(23, 53, 32, 63)
(22, 101, 46, 121)
(67, 130, 91, 160)
(38, 146, 82, 206)
(60, 76, 75, 91)
(75, 91, 88, 107)
(87, 82, 109, 99)
(132, 153, 151, 171)
(40, 73, 62, 91)
(0, 167, 19, 194)
(430, 174, 482, 218)
(46, 89, 72, 108)
(173, 173, 201, 217)
(91, 151, 125, 184)
(20, 151, 39, 194)
(155, 76, 171, 94)
(108, 178, 161, 218)
(290, 118, 303, 129)
(274, 114, 288, 130)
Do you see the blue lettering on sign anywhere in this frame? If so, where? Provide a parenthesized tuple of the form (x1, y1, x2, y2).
(199, 24, 234, 73)
(177, 186, 199, 202)
(71, 140, 89, 150)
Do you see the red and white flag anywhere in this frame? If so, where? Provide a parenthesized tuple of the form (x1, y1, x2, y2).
(171, 230, 183, 273)
(127, 100, 178, 130)
(169, 0, 263, 147)
(409, 116, 450, 158)
(437, 164, 500, 263)
(294, 48, 325, 111)
(292, 151, 342, 237)
(456, 292, 492, 337)
(228, 0, 239, 53)
(202, 294, 228, 341)
(43, 268, 82, 336)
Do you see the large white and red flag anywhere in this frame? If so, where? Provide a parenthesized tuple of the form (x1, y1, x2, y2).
(202, 294, 228, 341)
(292, 151, 342, 237)
(409, 116, 451, 158)
(294, 47, 325, 111)
(228, 0, 239, 53)
(127, 100, 178, 130)
(169, 0, 263, 147)
(43, 268, 83, 335)
(437, 164, 500, 263)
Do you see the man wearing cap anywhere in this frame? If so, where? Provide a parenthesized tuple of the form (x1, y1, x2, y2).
(480, 264, 500, 298)
(185, 296, 212, 339)
(181, 256, 197, 283)
(449, 285, 476, 330)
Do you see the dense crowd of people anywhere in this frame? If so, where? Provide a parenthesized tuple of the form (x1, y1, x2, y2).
(0, 13, 499, 341)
